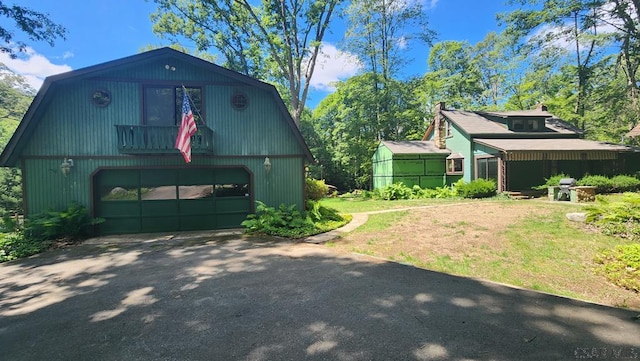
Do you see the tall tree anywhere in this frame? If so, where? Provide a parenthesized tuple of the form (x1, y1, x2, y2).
(343, 0, 434, 140)
(310, 73, 425, 189)
(0, 64, 32, 216)
(151, 0, 340, 126)
(421, 40, 483, 110)
(0, 1, 66, 58)
(499, 0, 611, 124)
(600, 0, 640, 124)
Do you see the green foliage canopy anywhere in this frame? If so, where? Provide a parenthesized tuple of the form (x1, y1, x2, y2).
(0, 2, 66, 58)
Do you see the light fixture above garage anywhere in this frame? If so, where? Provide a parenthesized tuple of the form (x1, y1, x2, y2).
(60, 158, 74, 176)
(264, 157, 271, 174)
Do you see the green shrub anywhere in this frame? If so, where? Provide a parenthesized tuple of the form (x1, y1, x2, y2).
(577, 175, 614, 194)
(0, 231, 51, 262)
(585, 193, 640, 239)
(455, 179, 497, 199)
(305, 178, 329, 201)
(242, 201, 349, 238)
(24, 202, 104, 242)
(594, 243, 640, 292)
(610, 175, 640, 193)
(378, 182, 413, 200)
(532, 173, 570, 190)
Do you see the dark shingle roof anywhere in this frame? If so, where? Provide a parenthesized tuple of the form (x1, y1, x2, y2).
(440, 109, 581, 136)
(442, 110, 510, 135)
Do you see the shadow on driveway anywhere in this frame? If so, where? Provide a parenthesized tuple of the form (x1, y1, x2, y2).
(0, 232, 638, 360)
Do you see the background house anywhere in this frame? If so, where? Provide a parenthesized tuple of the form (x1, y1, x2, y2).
(425, 102, 640, 191)
(0, 48, 313, 235)
(372, 141, 452, 189)
(373, 102, 640, 192)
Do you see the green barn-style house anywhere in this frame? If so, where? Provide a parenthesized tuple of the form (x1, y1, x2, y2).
(0, 48, 313, 235)
(373, 102, 640, 192)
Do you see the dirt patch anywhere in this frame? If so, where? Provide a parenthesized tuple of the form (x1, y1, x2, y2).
(342, 202, 541, 261)
(329, 201, 640, 309)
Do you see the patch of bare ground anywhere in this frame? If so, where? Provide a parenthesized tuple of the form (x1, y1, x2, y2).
(329, 201, 640, 309)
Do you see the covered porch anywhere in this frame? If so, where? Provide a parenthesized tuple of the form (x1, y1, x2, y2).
(473, 138, 639, 192)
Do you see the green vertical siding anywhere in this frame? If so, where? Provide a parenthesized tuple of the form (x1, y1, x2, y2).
(372, 144, 393, 189)
(443, 123, 474, 182)
(23, 155, 305, 217)
(17, 55, 308, 220)
(372, 143, 448, 190)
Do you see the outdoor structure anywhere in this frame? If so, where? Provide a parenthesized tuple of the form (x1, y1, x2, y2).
(372, 141, 452, 189)
(373, 102, 640, 192)
(423, 102, 640, 192)
(0, 47, 313, 235)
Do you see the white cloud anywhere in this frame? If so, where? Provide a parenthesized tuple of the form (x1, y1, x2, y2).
(397, 36, 409, 50)
(425, 0, 438, 9)
(62, 51, 74, 60)
(0, 48, 72, 91)
(308, 43, 362, 92)
(529, 3, 620, 52)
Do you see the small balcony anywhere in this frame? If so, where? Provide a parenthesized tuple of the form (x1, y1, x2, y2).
(115, 125, 214, 155)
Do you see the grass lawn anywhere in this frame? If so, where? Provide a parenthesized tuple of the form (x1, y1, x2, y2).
(321, 197, 640, 309)
(321, 196, 465, 213)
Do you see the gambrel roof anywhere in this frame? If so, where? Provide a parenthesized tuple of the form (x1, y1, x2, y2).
(0, 47, 314, 166)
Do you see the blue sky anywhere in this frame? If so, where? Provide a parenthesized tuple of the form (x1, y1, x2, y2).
(2, 0, 516, 107)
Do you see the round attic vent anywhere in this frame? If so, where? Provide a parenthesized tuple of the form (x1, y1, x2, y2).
(91, 89, 111, 107)
(231, 92, 248, 110)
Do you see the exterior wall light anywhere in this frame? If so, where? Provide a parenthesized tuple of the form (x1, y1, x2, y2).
(60, 158, 74, 176)
(264, 157, 271, 174)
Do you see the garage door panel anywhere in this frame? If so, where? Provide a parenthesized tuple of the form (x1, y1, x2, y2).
(95, 168, 251, 235)
(141, 200, 179, 216)
(180, 199, 215, 216)
(179, 169, 214, 185)
(217, 197, 251, 213)
(216, 214, 247, 229)
(98, 218, 140, 235)
(179, 215, 216, 231)
(99, 170, 139, 187)
(141, 169, 177, 186)
(99, 201, 140, 217)
(141, 216, 180, 233)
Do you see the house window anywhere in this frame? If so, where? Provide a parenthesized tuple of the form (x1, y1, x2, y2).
(446, 154, 464, 175)
(143, 86, 203, 126)
(477, 157, 498, 181)
(446, 120, 452, 137)
(510, 118, 543, 132)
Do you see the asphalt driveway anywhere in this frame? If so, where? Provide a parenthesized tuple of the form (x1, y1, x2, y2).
(0, 230, 638, 361)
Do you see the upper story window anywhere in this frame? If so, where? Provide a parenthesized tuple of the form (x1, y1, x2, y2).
(143, 85, 203, 126)
(510, 118, 543, 132)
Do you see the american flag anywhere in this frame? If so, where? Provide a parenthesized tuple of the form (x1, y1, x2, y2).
(175, 91, 197, 163)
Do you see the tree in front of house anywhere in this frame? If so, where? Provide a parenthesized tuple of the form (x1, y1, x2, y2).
(150, 0, 340, 126)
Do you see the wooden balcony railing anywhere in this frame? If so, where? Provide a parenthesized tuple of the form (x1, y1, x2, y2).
(115, 125, 214, 154)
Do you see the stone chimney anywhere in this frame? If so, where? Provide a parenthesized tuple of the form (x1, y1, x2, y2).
(434, 102, 447, 149)
(536, 103, 548, 112)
